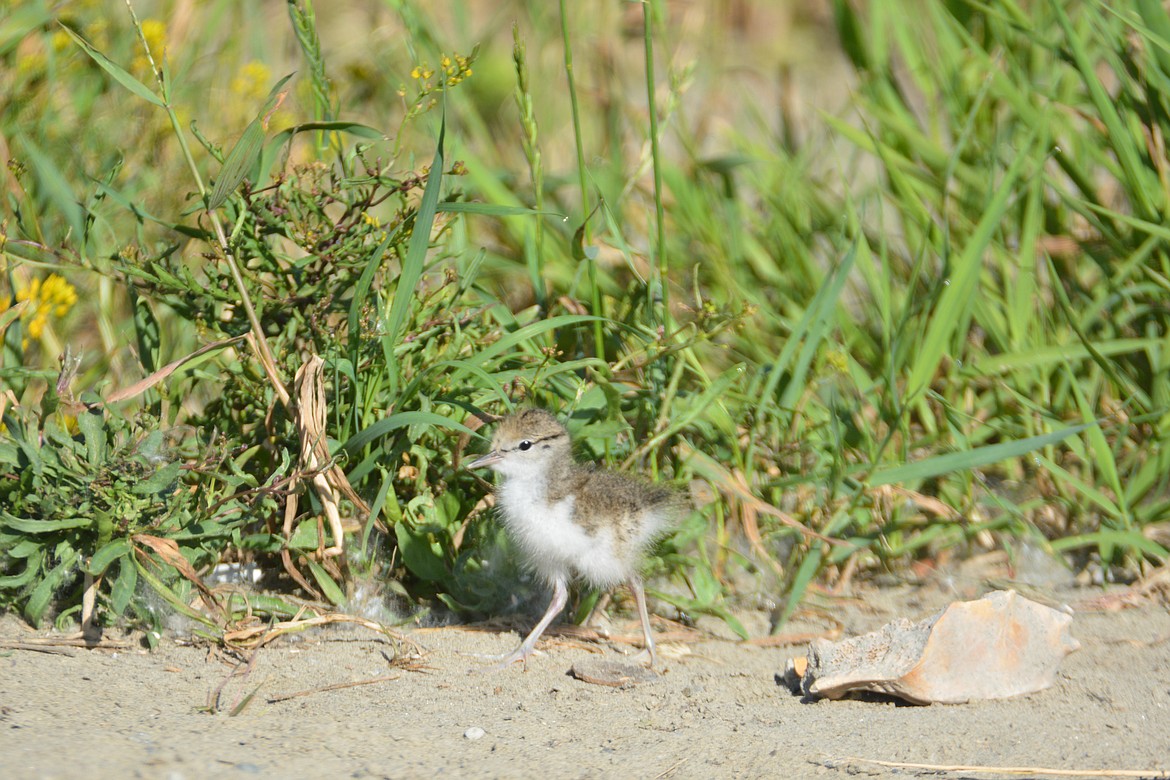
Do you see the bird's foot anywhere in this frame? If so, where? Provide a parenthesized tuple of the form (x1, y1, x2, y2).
(627, 648, 657, 669)
(464, 643, 543, 673)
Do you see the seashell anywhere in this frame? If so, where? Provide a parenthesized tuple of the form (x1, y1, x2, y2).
(799, 590, 1080, 704)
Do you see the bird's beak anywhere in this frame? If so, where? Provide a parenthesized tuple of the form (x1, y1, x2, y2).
(467, 450, 501, 470)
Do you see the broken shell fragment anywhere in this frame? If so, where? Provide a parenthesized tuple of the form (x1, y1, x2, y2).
(799, 590, 1080, 705)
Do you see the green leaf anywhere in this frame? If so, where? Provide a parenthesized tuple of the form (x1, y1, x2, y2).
(1065, 365, 1127, 522)
(260, 121, 386, 182)
(1051, 529, 1168, 562)
(779, 245, 856, 412)
(130, 288, 161, 374)
(0, 513, 94, 534)
(437, 202, 562, 218)
(347, 229, 397, 368)
(110, 556, 138, 617)
(867, 424, 1091, 488)
(269, 120, 385, 143)
(0, 549, 44, 589)
(904, 126, 1038, 404)
(288, 521, 319, 550)
(77, 409, 106, 465)
(206, 118, 264, 211)
(58, 23, 164, 107)
(133, 461, 183, 496)
(343, 411, 479, 455)
(3, 539, 40, 558)
(86, 539, 131, 575)
(25, 548, 80, 627)
(1051, 3, 1155, 218)
(774, 545, 822, 632)
(383, 106, 446, 393)
(1034, 453, 1122, 519)
(133, 558, 218, 628)
(17, 134, 86, 241)
(471, 314, 605, 365)
(705, 605, 750, 641)
(307, 560, 346, 606)
(395, 523, 449, 583)
(0, 7, 51, 57)
(90, 179, 210, 238)
(971, 338, 1160, 375)
(690, 563, 722, 604)
(207, 72, 295, 210)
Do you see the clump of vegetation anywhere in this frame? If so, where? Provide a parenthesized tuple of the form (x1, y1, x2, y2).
(1, 0, 1167, 642)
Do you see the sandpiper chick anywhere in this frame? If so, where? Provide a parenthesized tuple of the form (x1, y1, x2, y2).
(468, 408, 681, 669)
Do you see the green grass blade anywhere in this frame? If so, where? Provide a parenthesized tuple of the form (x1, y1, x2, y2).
(343, 410, 479, 455)
(437, 202, 561, 217)
(472, 314, 605, 365)
(905, 127, 1038, 404)
(58, 23, 164, 107)
(17, 134, 86, 240)
(774, 544, 821, 632)
(868, 423, 1090, 487)
(1051, 2, 1156, 218)
(1034, 452, 1122, 519)
(1051, 529, 1168, 561)
(206, 118, 264, 211)
(307, 560, 346, 606)
(383, 107, 446, 394)
(207, 72, 294, 210)
(1064, 364, 1128, 523)
(971, 338, 1160, 375)
(778, 243, 856, 412)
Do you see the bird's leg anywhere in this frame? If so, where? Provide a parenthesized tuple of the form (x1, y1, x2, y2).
(628, 576, 657, 668)
(479, 577, 569, 671)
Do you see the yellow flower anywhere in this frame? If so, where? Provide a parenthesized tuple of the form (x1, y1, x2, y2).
(133, 18, 167, 75)
(50, 30, 72, 53)
(14, 273, 77, 344)
(15, 37, 46, 80)
(824, 349, 849, 375)
(231, 60, 272, 103)
(141, 19, 167, 57)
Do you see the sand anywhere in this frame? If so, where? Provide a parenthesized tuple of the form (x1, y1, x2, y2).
(2, 583, 1168, 780)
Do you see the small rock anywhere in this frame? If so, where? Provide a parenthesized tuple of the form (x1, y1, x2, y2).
(464, 726, 486, 740)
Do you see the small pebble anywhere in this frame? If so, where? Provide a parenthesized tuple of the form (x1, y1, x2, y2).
(463, 726, 486, 741)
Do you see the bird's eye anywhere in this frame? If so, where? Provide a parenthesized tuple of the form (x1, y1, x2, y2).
(518, 440, 533, 451)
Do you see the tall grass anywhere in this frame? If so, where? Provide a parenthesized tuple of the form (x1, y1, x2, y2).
(1, 0, 1167, 640)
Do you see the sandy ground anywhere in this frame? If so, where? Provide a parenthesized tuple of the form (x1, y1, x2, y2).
(1, 581, 1168, 780)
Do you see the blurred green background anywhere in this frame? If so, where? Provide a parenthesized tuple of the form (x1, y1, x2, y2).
(1, 0, 1167, 641)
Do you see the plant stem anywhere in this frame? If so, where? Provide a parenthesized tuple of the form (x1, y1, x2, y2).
(560, 0, 606, 359)
(125, 0, 290, 408)
(642, 0, 669, 333)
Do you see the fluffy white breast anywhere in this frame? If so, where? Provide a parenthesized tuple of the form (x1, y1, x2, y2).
(496, 476, 628, 587)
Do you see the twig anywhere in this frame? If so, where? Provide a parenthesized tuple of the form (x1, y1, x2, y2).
(0, 637, 131, 651)
(208, 651, 259, 714)
(652, 758, 688, 780)
(267, 674, 401, 703)
(0, 642, 78, 656)
(222, 612, 425, 657)
(819, 756, 1170, 778)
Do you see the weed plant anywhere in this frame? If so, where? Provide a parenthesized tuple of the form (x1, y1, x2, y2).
(1, 0, 1168, 641)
